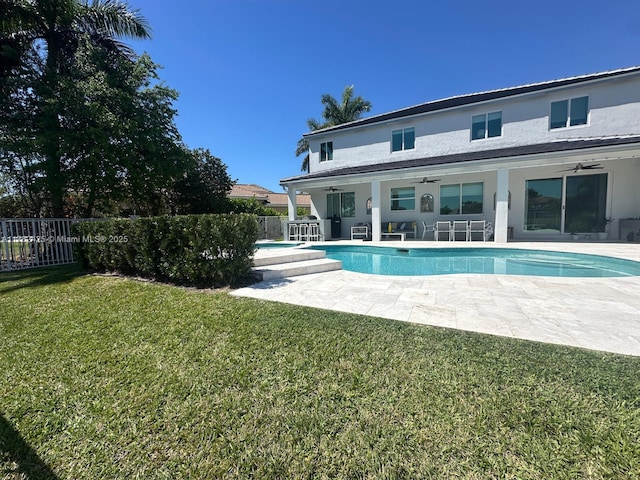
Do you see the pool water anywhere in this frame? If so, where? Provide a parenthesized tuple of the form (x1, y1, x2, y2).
(255, 242, 301, 249)
(308, 246, 640, 278)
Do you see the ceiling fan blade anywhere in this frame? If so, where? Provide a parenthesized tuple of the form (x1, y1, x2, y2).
(582, 164, 603, 169)
(414, 177, 441, 183)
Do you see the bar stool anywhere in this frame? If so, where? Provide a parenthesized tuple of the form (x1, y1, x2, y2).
(298, 223, 309, 242)
(288, 223, 299, 241)
(308, 223, 320, 241)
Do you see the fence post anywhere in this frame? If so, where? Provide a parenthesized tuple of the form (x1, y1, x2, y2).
(1, 220, 11, 270)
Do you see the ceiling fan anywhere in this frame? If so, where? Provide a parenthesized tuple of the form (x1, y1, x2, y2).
(324, 186, 342, 192)
(557, 163, 603, 173)
(413, 177, 441, 184)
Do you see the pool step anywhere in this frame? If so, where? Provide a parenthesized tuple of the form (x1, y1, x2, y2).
(252, 247, 342, 280)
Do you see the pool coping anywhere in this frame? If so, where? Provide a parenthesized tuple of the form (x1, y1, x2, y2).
(236, 241, 640, 356)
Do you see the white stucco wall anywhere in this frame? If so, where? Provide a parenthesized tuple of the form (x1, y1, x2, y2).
(306, 73, 640, 174)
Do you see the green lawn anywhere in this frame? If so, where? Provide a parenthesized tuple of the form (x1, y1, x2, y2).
(1, 265, 639, 479)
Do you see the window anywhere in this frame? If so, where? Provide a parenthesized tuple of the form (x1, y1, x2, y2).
(327, 192, 355, 217)
(471, 112, 501, 140)
(440, 182, 483, 215)
(390, 187, 415, 211)
(391, 127, 415, 152)
(366, 197, 372, 215)
(420, 193, 434, 213)
(550, 96, 589, 129)
(320, 141, 333, 162)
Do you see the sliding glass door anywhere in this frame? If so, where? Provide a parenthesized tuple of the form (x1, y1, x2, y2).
(525, 173, 608, 233)
(565, 174, 608, 233)
(525, 178, 562, 232)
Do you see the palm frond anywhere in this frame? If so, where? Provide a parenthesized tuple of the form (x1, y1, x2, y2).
(77, 0, 151, 40)
(295, 137, 308, 157)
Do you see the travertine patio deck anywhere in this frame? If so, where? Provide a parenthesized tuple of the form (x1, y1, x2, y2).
(232, 242, 640, 356)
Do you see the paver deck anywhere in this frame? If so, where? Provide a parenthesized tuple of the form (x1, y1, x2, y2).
(233, 242, 640, 356)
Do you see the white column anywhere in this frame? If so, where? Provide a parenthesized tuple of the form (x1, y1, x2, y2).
(287, 187, 297, 221)
(494, 168, 509, 243)
(371, 179, 381, 242)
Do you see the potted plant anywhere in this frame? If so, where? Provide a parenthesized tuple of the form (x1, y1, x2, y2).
(597, 217, 613, 240)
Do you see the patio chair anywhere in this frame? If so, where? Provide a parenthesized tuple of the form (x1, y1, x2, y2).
(468, 220, 486, 241)
(452, 220, 468, 241)
(421, 221, 435, 240)
(435, 221, 451, 241)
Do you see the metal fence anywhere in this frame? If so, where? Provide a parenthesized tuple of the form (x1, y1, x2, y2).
(1, 218, 78, 271)
(256, 216, 286, 240)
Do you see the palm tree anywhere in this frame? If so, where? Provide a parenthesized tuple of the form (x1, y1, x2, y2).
(296, 85, 371, 173)
(2, 0, 151, 216)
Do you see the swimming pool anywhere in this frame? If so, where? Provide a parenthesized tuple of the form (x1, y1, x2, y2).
(255, 241, 301, 249)
(308, 245, 640, 278)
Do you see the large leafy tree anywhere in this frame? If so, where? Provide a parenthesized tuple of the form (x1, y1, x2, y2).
(171, 148, 235, 215)
(296, 85, 372, 172)
(59, 45, 190, 217)
(1, 0, 151, 217)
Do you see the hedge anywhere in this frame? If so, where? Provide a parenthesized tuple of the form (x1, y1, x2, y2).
(73, 214, 259, 287)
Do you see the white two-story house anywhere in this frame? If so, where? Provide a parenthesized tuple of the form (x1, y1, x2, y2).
(281, 67, 640, 242)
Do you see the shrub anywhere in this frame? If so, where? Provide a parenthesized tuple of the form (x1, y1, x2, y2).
(73, 214, 259, 287)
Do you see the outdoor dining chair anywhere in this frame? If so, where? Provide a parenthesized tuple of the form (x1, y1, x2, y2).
(435, 221, 451, 241)
(421, 221, 435, 240)
(468, 220, 486, 241)
(452, 220, 469, 241)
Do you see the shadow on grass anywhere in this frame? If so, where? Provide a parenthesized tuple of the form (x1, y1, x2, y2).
(0, 415, 59, 480)
(0, 264, 84, 295)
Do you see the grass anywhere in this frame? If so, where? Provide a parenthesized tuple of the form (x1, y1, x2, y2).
(1, 265, 639, 479)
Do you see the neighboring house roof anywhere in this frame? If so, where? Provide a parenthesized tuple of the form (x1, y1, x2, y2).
(282, 135, 640, 183)
(304, 66, 640, 137)
(264, 192, 311, 208)
(229, 184, 310, 207)
(229, 184, 271, 202)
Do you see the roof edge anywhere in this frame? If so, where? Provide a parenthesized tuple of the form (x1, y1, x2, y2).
(281, 135, 640, 184)
(303, 66, 640, 137)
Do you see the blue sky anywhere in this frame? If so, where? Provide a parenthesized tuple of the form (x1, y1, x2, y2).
(127, 0, 640, 192)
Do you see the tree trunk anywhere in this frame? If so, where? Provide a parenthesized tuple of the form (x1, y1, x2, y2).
(40, 35, 66, 218)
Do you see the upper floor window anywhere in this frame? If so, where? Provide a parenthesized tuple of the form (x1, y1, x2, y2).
(391, 127, 415, 152)
(320, 141, 333, 162)
(550, 96, 589, 129)
(471, 112, 502, 140)
(390, 187, 415, 211)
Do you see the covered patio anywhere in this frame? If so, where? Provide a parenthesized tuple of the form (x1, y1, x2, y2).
(282, 137, 640, 244)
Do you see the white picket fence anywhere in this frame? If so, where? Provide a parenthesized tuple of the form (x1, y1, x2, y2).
(0, 218, 78, 271)
(1, 216, 287, 271)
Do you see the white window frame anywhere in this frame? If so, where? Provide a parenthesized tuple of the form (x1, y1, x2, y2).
(549, 96, 589, 130)
(390, 186, 416, 211)
(471, 111, 502, 141)
(391, 127, 415, 152)
(439, 182, 484, 215)
(320, 141, 333, 162)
